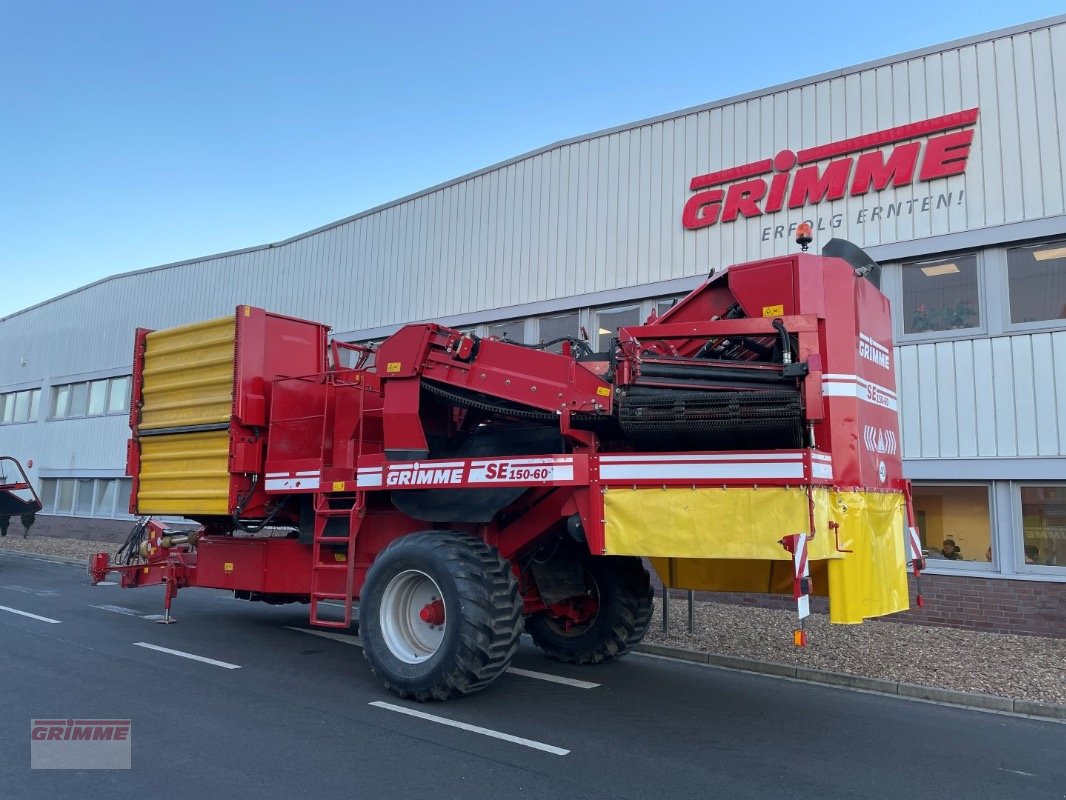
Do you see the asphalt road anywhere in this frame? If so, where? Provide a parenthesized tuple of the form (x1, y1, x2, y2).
(1, 552, 1063, 800)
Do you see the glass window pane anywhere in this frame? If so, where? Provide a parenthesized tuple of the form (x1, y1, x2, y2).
(94, 479, 117, 517)
(69, 382, 89, 416)
(594, 305, 641, 349)
(486, 320, 524, 343)
(12, 391, 29, 423)
(116, 479, 133, 516)
(75, 479, 94, 515)
(0, 394, 12, 424)
(656, 297, 680, 318)
(538, 312, 579, 354)
(88, 380, 107, 416)
(40, 479, 57, 512)
(1007, 241, 1066, 324)
(56, 479, 75, 514)
(901, 254, 980, 334)
(912, 484, 991, 563)
(52, 385, 70, 418)
(108, 376, 130, 413)
(1020, 485, 1066, 567)
(28, 389, 40, 421)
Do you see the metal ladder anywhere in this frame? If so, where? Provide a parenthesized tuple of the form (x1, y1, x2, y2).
(309, 491, 364, 628)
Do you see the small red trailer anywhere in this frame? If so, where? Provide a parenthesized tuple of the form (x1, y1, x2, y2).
(91, 237, 924, 700)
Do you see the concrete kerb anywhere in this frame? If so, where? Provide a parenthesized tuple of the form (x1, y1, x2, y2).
(636, 643, 1066, 721)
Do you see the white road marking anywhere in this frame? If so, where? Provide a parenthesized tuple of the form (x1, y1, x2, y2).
(999, 768, 1037, 777)
(0, 605, 60, 623)
(0, 584, 60, 596)
(369, 701, 569, 756)
(92, 604, 167, 621)
(505, 667, 599, 689)
(95, 581, 118, 586)
(133, 642, 241, 669)
(285, 627, 597, 688)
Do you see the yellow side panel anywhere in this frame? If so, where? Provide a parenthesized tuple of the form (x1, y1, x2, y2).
(827, 491, 909, 624)
(603, 486, 836, 561)
(137, 430, 231, 515)
(140, 315, 235, 430)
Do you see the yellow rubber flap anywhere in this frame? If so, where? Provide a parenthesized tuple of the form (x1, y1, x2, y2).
(140, 315, 235, 430)
(603, 486, 835, 561)
(136, 430, 230, 515)
(827, 491, 909, 623)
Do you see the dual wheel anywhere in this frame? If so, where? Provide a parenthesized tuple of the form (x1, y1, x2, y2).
(359, 531, 654, 700)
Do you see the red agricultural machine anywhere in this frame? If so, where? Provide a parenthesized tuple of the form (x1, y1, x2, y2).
(90, 236, 924, 700)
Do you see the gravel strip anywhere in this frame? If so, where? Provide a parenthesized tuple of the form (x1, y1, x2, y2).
(4, 535, 1063, 705)
(644, 597, 1066, 705)
(0, 535, 115, 563)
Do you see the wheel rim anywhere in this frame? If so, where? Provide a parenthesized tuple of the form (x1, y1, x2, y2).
(379, 569, 447, 664)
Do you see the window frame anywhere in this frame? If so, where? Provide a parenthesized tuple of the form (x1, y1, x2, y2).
(0, 387, 41, 426)
(896, 251, 986, 342)
(48, 376, 132, 421)
(1000, 239, 1066, 334)
(910, 481, 997, 573)
(1012, 481, 1066, 576)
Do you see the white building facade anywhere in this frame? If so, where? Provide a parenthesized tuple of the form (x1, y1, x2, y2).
(2, 17, 1064, 631)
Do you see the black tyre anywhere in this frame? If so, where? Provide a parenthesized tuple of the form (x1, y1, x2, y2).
(359, 531, 523, 701)
(526, 555, 654, 664)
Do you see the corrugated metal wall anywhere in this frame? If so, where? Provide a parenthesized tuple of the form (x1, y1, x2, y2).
(2, 18, 1065, 485)
(897, 331, 1066, 459)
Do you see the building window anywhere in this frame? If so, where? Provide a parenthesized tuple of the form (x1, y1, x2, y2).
(655, 296, 683, 318)
(1006, 240, 1066, 325)
(901, 253, 980, 334)
(486, 320, 525, 343)
(38, 477, 133, 518)
(538, 312, 579, 354)
(594, 305, 641, 349)
(1020, 485, 1065, 568)
(912, 484, 992, 564)
(50, 376, 130, 420)
(0, 388, 41, 425)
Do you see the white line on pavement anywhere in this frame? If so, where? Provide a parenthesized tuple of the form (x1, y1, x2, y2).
(92, 604, 167, 621)
(133, 642, 241, 669)
(504, 667, 599, 689)
(369, 701, 569, 756)
(285, 627, 598, 688)
(0, 605, 60, 624)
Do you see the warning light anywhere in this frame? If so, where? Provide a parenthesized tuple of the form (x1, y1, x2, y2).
(793, 629, 808, 647)
(796, 223, 813, 251)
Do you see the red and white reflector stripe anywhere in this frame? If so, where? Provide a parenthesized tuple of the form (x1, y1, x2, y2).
(906, 526, 923, 563)
(793, 533, 810, 620)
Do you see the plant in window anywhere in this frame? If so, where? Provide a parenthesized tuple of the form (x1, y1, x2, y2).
(910, 304, 937, 332)
(909, 300, 978, 332)
(941, 299, 978, 329)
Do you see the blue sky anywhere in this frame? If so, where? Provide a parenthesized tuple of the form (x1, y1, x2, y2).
(2, 1, 1063, 317)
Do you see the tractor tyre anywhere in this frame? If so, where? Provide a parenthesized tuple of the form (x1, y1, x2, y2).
(526, 555, 654, 664)
(359, 531, 523, 701)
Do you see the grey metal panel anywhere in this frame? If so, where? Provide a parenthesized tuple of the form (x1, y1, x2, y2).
(895, 332, 1066, 461)
(1030, 334, 1059, 456)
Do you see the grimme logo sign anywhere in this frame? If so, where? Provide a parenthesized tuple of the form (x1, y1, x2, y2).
(681, 108, 979, 233)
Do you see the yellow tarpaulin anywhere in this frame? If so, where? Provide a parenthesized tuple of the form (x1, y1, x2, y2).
(604, 486, 910, 624)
